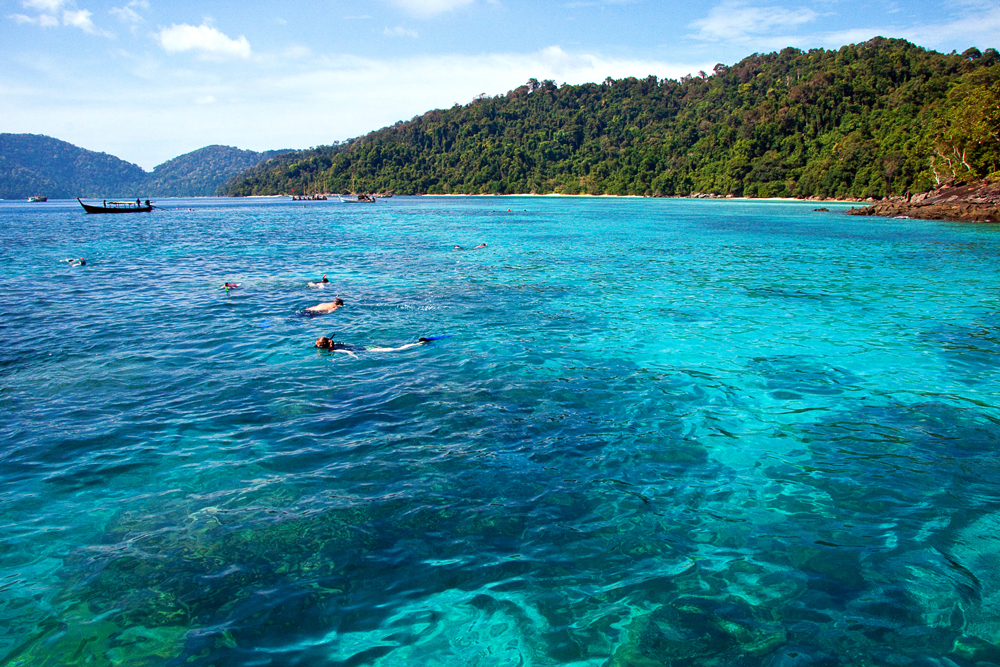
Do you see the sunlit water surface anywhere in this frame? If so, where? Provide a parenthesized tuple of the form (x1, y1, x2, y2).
(3, 196, 1000, 666)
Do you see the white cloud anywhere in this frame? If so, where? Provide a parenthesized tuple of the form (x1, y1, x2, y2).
(284, 45, 312, 59)
(891, 5, 1000, 51)
(157, 23, 252, 59)
(10, 12, 59, 26)
(563, 0, 638, 7)
(706, 2, 1000, 55)
(13, 0, 111, 34)
(110, 3, 144, 24)
(384, 25, 418, 37)
(689, 2, 818, 42)
(683, 0, 999, 55)
(12, 0, 62, 28)
(63, 8, 99, 32)
(386, 0, 474, 18)
(22, 0, 65, 12)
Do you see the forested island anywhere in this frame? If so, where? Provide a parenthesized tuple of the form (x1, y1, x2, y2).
(222, 38, 999, 200)
(0, 135, 290, 199)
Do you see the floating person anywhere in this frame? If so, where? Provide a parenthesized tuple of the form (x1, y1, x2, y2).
(308, 274, 331, 287)
(453, 245, 462, 251)
(64, 258, 86, 266)
(219, 282, 241, 294)
(472, 243, 487, 250)
(303, 297, 344, 315)
(317, 334, 453, 355)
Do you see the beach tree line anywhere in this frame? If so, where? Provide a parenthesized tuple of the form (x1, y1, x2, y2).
(222, 39, 1000, 199)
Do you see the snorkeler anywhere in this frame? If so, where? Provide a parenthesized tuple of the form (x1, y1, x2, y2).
(304, 297, 344, 314)
(218, 282, 241, 293)
(453, 245, 462, 251)
(64, 258, 86, 267)
(473, 243, 487, 250)
(308, 274, 331, 287)
(316, 334, 451, 354)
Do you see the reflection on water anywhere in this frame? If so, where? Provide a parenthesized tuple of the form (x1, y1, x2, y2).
(2, 197, 1000, 665)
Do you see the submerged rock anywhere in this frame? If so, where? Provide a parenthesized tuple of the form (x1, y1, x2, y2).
(951, 511, 1000, 644)
(610, 596, 786, 667)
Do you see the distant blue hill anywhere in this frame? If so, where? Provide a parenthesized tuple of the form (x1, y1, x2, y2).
(0, 133, 291, 199)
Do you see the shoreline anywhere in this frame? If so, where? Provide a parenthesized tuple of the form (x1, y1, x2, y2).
(418, 193, 861, 203)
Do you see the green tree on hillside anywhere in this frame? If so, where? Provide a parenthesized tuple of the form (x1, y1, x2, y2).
(933, 78, 1000, 182)
(221, 39, 999, 199)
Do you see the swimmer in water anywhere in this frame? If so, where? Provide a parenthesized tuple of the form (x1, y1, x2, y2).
(308, 274, 331, 287)
(318, 335, 445, 354)
(315, 335, 363, 357)
(473, 243, 487, 250)
(304, 297, 344, 314)
(453, 245, 462, 251)
(218, 282, 241, 293)
(65, 258, 86, 266)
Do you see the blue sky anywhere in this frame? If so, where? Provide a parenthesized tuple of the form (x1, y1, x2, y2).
(3, 0, 998, 169)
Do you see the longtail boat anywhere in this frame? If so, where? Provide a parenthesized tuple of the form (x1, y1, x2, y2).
(78, 198, 153, 214)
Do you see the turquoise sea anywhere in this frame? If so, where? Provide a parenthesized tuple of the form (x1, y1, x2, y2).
(3, 196, 1000, 666)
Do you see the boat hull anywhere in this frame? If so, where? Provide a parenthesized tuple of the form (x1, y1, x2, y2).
(78, 198, 152, 214)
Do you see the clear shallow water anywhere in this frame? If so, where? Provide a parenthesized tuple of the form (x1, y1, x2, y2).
(3, 196, 1000, 666)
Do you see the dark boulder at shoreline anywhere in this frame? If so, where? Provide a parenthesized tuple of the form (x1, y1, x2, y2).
(848, 180, 1000, 222)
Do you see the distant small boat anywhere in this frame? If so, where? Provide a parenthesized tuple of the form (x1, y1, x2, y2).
(78, 198, 153, 214)
(340, 195, 376, 203)
(28, 195, 47, 202)
(292, 194, 328, 201)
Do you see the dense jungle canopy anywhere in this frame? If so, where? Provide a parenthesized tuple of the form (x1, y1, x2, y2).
(222, 38, 1000, 199)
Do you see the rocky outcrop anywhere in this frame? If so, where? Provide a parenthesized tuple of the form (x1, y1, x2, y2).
(848, 180, 1000, 222)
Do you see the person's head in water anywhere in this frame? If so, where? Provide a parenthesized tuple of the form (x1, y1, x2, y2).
(316, 336, 335, 349)
(322, 275, 329, 283)
(334, 297, 344, 306)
